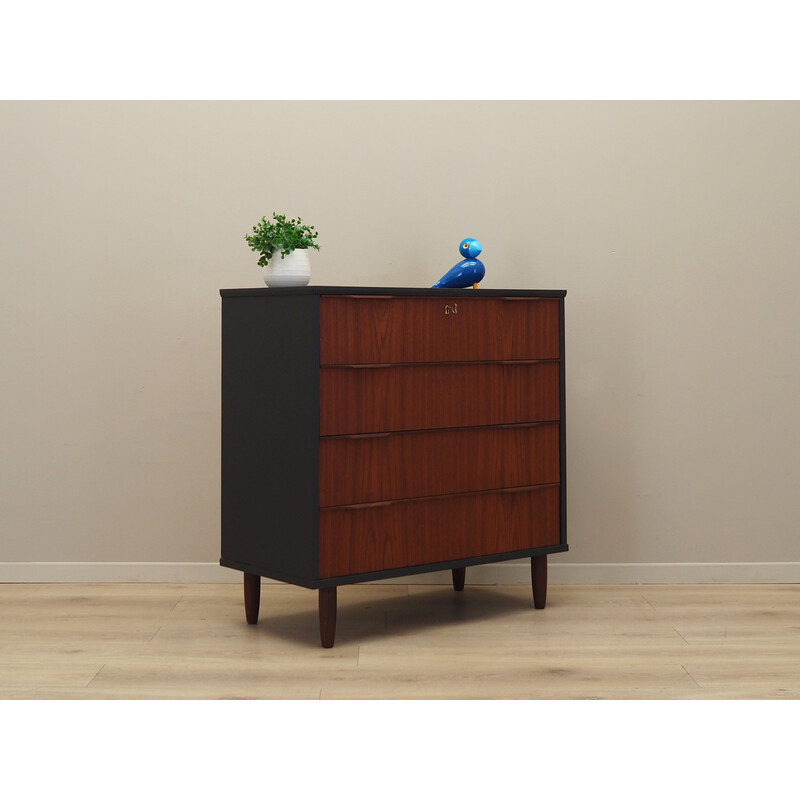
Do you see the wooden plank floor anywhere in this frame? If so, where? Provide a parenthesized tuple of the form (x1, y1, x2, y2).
(1, 582, 799, 699)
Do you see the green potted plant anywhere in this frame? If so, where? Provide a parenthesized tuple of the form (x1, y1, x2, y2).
(245, 212, 320, 287)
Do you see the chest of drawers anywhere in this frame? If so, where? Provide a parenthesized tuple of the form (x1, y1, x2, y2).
(220, 286, 567, 646)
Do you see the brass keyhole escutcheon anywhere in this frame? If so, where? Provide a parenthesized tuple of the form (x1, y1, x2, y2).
(444, 303, 458, 315)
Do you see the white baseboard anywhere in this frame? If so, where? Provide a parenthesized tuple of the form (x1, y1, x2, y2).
(2, 561, 799, 584)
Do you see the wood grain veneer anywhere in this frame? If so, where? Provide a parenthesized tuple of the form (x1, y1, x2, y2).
(320, 422, 560, 507)
(320, 295, 560, 365)
(319, 485, 560, 579)
(320, 361, 560, 436)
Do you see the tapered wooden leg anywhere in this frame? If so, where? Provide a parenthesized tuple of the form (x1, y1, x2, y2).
(243, 572, 261, 624)
(319, 587, 337, 648)
(452, 567, 466, 591)
(531, 555, 547, 609)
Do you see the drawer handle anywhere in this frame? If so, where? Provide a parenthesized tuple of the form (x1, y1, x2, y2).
(496, 421, 550, 430)
(497, 359, 553, 365)
(444, 303, 458, 315)
(337, 432, 392, 439)
(497, 483, 558, 495)
(354, 500, 393, 509)
(326, 484, 560, 512)
(339, 363, 393, 369)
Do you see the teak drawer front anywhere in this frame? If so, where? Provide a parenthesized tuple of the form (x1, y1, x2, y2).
(320, 422, 560, 507)
(319, 361, 560, 436)
(320, 296, 560, 365)
(319, 485, 560, 579)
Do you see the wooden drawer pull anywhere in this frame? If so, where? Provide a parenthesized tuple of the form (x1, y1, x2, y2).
(497, 359, 554, 365)
(496, 421, 552, 430)
(328, 484, 559, 511)
(497, 483, 558, 495)
(339, 363, 393, 369)
(337, 432, 392, 440)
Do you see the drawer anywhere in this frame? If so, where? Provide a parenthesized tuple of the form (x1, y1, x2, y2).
(320, 422, 560, 507)
(319, 361, 560, 436)
(319, 485, 560, 578)
(320, 295, 560, 365)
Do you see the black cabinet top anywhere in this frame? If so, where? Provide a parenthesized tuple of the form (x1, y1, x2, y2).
(220, 286, 567, 298)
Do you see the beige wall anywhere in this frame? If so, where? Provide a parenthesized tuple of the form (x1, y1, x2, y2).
(1, 101, 799, 576)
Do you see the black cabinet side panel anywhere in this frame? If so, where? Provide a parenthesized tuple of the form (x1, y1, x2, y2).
(221, 295, 319, 582)
(559, 296, 567, 547)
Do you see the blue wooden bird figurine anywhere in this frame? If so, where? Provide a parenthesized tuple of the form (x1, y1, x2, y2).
(432, 238, 486, 289)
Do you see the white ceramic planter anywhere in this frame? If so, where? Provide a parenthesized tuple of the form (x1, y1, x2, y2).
(262, 249, 311, 288)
